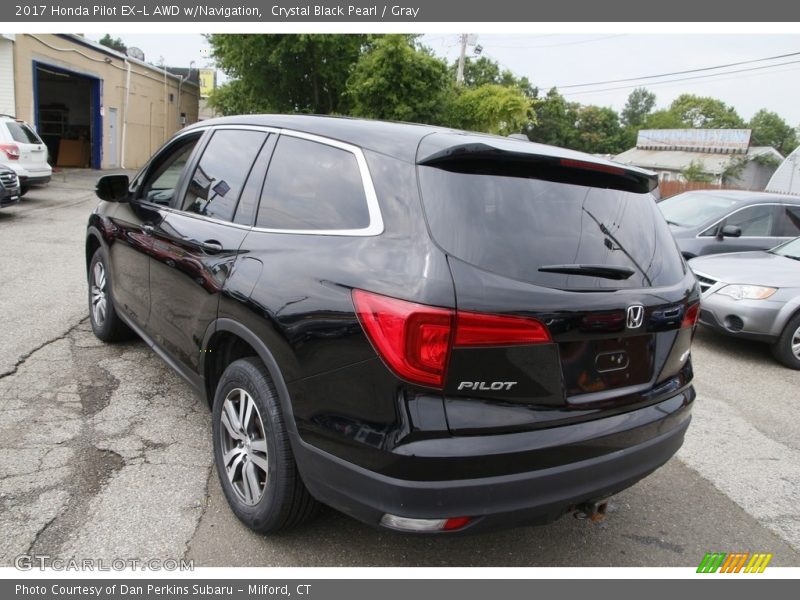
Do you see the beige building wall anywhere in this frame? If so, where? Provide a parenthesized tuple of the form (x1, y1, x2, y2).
(12, 34, 199, 169)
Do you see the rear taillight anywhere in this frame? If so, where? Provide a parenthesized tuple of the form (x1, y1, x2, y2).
(560, 157, 625, 175)
(682, 302, 700, 328)
(352, 289, 551, 389)
(352, 290, 453, 387)
(0, 143, 20, 160)
(455, 311, 551, 347)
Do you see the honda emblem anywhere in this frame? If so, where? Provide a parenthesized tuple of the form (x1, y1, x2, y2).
(626, 305, 644, 329)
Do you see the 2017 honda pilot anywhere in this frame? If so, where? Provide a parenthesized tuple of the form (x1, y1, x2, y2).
(85, 115, 699, 534)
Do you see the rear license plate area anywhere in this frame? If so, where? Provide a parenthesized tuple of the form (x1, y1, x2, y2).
(559, 335, 654, 397)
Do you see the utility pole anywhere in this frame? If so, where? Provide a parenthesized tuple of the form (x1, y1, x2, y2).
(456, 34, 467, 85)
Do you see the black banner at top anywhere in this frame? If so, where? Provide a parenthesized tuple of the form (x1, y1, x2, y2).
(3, 0, 800, 22)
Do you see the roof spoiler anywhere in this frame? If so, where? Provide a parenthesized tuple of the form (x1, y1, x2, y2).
(418, 143, 658, 194)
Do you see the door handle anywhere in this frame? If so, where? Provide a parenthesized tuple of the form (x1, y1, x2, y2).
(200, 240, 224, 254)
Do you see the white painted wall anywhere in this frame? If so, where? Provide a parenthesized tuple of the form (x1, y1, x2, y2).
(0, 35, 16, 116)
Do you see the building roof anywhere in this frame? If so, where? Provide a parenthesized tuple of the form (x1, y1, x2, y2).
(52, 34, 198, 87)
(613, 145, 783, 175)
(766, 146, 800, 194)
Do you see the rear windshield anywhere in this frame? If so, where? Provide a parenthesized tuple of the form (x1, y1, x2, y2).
(6, 122, 42, 145)
(658, 192, 739, 228)
(418, 166, 685, 290)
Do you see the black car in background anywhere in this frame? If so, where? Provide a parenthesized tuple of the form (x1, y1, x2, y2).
(85, 115, 698, 534)
(658, 190, 800, 259)
(0, 165, 21, 208)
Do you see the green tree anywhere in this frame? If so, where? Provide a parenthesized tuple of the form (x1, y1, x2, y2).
(98, 34, 127, 54)
(668, 94, 745, 129)
(642, 109, 685, 130)
(572, 105, 625, 154)
(527, 88, 578, 148)
(749, 109, 798, 155)
(621, 88, 656, 129)
(206, 79, 271, 116)
(346, 35, 451, 124)
(682, 160, 714, 183)
(208, 34, 368, 114)
(447, 84, 533, 135)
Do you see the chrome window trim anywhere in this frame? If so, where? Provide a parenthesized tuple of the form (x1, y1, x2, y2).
(695, 202, 784, 239)
(167, 125, 384, 237)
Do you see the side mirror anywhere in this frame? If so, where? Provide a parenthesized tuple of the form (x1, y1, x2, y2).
(96, 174, 130, 203)
(720, 224, 742, 238)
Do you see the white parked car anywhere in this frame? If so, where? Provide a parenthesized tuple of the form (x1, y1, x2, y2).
(0, 115, 52, 194)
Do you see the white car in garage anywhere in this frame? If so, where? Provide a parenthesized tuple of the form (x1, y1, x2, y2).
(0, 115, 52, 194)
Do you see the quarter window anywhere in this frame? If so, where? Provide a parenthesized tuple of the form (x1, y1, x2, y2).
(256, 136, 370, 231)
(183, 129, 267, 222)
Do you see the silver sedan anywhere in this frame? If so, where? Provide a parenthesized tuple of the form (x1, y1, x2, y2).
(689, 237, 800, 369)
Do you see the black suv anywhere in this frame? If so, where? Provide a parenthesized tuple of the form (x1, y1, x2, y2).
(86, 115, 698, 534)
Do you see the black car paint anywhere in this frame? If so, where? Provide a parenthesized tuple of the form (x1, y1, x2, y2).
(86, 115, 697, 530)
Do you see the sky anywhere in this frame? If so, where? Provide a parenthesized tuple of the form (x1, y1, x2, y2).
(85, 33, 800, 125)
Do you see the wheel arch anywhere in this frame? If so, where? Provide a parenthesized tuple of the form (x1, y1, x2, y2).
(201, 319, 299, 436)
(85, 227, 104, 272)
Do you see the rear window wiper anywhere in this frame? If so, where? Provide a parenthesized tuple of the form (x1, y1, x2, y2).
(538, 264, 635, 280)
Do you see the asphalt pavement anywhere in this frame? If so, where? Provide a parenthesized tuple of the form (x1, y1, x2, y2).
(1, 171, 798, 568)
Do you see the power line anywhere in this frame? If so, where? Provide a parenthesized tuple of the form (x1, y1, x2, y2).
(562, 57, 800, 96)
(554, 50, 800, 89)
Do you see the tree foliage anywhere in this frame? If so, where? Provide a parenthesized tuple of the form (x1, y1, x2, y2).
(447, 84, 532, 135)
(572, 105, 625, 154)
(98, 34, 127, 54)
(621, 88, 656, 128)
(643, 109, 685, 130)
(206, 79, 271, 116)
(668, 94, 745, 129)
(205, 34, 798, 158)
(528, 88, 578, 148)
(749, 109, 798, 155)
(208, 34, 368, 115)
(346, 35, 450, 123)
(682, 160, 714, 183)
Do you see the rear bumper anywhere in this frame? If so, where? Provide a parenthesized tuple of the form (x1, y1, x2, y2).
(19, 174, 51, 187)
(293, 388, 694, 533)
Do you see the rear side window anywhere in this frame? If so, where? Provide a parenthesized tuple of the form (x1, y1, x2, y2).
(7, 122, 42, 144)
(256, 136, 369, 231)
(183, 129, 267, 222)
(419, 166, 685, 290)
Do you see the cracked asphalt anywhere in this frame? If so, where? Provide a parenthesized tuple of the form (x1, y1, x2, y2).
(1, 171, 799, 568)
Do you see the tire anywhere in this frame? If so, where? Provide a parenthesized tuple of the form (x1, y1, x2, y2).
(771, 313, 800, 370)
(212, 357, 319, 533)
(88, 247, 133, 342)
(19, 186, 28, 197)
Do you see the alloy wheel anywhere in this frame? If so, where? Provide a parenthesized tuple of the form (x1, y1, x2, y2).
(219, 388, 269, 506)
(91, 261, 107, 326)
